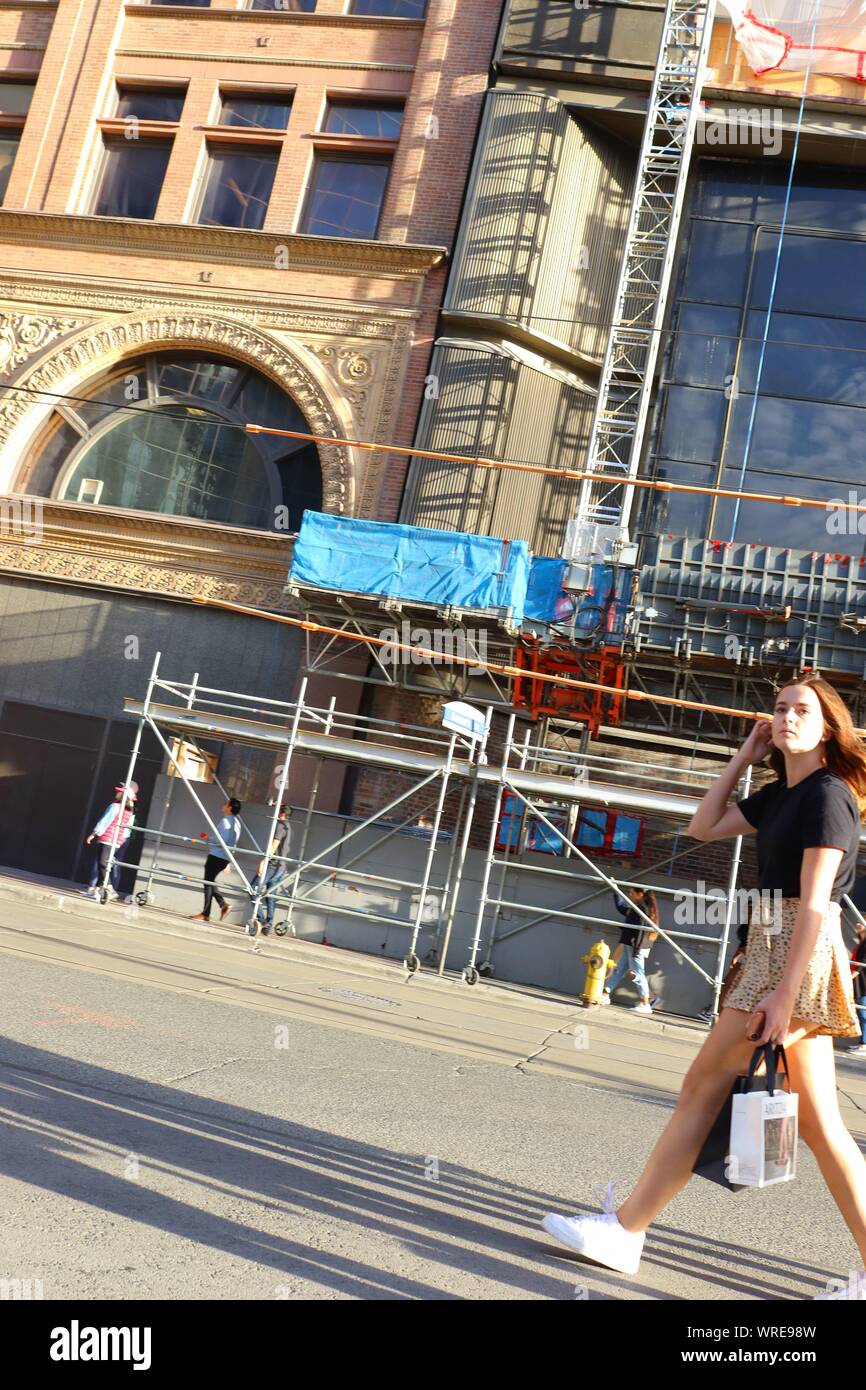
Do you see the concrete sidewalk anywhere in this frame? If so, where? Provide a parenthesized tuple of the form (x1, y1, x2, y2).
(1, 866, 864, 1133)
(2, 884, 866, 1299)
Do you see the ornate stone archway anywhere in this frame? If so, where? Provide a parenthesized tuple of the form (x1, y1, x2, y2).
(0, 310, 353, 512)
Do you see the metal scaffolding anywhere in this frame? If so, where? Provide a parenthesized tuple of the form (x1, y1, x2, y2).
(94, 652, 822, 1018)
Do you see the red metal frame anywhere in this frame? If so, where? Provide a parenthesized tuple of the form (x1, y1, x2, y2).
(513, 639, 627, 735)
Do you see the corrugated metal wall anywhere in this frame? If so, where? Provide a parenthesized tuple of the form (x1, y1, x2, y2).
(403, 91, 634, 556)
(446, 90, 633, 361)
(532, 112, 635, 362)
(445, 91, 568, 324)
(403, 345, 596, 554)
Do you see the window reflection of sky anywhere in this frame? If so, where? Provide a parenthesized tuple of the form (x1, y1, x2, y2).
(649, 162, 866, 552)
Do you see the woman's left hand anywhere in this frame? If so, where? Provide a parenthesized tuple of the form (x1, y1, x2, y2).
(747, 989, 794, 1046)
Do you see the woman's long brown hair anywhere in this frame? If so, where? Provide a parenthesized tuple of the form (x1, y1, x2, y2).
(630, 886, 660, 926)
(768, 675, 866, 821)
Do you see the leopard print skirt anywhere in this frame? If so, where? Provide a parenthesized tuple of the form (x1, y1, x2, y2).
(724, 898, 860, 1038)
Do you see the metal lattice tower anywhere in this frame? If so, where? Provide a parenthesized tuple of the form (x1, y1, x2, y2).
(576, 0, 715, 536)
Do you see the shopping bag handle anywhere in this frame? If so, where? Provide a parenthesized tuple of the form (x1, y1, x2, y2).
(746, 1043, 789, 1094)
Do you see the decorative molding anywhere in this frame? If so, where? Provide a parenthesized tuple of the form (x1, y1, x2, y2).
(0, 311, 352, 512)
(0, 312, 90, 373)
(0, 499, 295, 611)
(302, 343, 374, 416)
(0, 211, 447, 277)
(0, 269, 421, 329)
(118, 48, 415, 71)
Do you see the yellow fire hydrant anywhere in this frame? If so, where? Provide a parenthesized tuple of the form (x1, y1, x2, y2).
(581, 939, 615, 1008)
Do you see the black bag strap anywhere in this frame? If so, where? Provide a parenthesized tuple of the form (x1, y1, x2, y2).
(746, 1043, 789, 1094)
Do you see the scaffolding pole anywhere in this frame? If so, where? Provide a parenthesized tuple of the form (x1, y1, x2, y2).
(116, 672, 787, 1008)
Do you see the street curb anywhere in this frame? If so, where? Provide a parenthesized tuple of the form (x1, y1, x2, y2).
(0, 871, 749, 1044)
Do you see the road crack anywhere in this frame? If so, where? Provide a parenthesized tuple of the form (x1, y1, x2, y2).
(163, 1055, 260, 1083)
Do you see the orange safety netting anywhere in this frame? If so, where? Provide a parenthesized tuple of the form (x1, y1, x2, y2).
(719, 0, 866, 82)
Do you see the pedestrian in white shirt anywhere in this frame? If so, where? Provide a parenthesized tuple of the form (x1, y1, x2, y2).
(190, 798, 242, 922)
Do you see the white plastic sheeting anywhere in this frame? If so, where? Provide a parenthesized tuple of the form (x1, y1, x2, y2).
(719, 0, 866, 82)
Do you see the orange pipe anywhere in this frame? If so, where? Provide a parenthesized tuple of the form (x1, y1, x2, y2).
(246, 422, 866, 517)
(190, 593, 816, 728)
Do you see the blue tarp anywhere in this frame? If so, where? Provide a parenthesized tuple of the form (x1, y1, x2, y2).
(290, 512, 531, 621)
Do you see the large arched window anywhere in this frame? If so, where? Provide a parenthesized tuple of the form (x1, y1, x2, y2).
(23, 353, 322, 530)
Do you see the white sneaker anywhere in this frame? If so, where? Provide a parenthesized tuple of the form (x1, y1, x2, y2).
(80, 886, 98, 898)
(814, 1269, 866, 1299)
(846, 1045, 866, 1058)
(542, 1181, 645, 1275)
(599, 992, 611, 1007)
(633, 1003, 653, 1016)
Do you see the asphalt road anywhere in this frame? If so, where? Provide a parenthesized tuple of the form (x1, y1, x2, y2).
(0, 886, 864, 1301)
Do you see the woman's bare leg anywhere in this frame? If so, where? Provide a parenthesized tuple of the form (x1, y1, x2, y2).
(785, 1034, 866, 1265)
(615, 1007, 814, 1234)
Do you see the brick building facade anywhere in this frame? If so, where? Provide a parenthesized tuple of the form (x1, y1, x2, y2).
(0, 0, 502, 880)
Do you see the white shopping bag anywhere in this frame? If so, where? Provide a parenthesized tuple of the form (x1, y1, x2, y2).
(729, 1087, 798, 1188)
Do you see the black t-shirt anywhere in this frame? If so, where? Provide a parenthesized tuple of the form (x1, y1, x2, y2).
(737, 768, 861, 901)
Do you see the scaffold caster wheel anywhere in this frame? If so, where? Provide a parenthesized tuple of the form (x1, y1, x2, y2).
(135, 891, 152, 907)
(274, 920, 289, 937)
(404, 952, 420, 974)
(98, 888, 109, 906)
(463, 966, 480, 986)
(478, 962, 493, 978)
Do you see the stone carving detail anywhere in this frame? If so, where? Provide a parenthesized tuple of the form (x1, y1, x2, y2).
(0, 312, 352, 513)
(302, 343, 376, 417)
(0, 312, 88, 372)
(0, 540, 291, 611)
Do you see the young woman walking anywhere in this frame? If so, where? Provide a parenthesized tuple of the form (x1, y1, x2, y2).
(603, 886, 660, 1015)
(542, 675, 866, 1299)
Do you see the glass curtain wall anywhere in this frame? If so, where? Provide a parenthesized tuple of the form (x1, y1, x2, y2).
(644, 160, 866, 554)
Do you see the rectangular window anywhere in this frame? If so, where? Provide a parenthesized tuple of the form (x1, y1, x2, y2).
(0, 81, 35, 204)
(575, 809, 643, 856)
(93, 139, 172, 219)
(197, 145, 279, 230)
(495, 793, 572, 856)
(0, 81, 35, 117)
(303, 156, 390, 239)
(248, 0, 315, 8)
(350, 0, 427, 16)
(0, 131, 21, 203)
(324, 102, 403, 140)
(116, 87, 185, 123)
(218, 94, 293, 131)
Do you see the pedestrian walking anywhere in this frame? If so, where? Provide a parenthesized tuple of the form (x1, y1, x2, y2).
(189, 798, 242, 922)
(850, 922, 866, 1059)
(542, 675, 866, 1299)
(82, 782, 138, 900)
(246, 805, 292, 937)
(698, 918, 749, 1024)
(602, 887, 660, 1014)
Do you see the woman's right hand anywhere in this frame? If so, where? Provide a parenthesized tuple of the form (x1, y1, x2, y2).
(739, 719, 774, 766)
